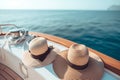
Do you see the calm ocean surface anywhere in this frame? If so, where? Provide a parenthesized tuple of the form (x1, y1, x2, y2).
(0, 10, 120, 60)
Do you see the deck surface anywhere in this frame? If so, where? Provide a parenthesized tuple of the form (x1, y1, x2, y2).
(0, 63, 23, 80)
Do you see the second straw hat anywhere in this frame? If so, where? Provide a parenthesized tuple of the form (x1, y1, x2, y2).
(53, 44, 104, 80)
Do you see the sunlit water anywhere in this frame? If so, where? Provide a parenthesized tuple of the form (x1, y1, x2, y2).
(0, 10, 120, 60)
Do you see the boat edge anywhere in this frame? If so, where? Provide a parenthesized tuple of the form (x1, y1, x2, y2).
(0, 32, 120, 76)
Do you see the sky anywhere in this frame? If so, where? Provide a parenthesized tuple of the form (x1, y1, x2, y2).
(0, 0, 120, 10)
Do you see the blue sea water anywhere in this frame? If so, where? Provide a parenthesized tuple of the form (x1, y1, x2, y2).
(0, 10, 120, 60)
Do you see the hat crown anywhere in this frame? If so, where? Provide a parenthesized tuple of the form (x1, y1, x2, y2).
(67, 44, 89, 66)
(29, 37, 48, 56)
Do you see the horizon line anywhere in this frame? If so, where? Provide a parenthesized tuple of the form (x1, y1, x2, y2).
(0, 9, 120, 11)
(0, 9, 108, 10)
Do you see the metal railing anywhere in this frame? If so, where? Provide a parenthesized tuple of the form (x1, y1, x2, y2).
(0, 24, 18, 34)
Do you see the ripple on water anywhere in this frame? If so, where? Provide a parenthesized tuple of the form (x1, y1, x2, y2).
(0, 10, 120, 60)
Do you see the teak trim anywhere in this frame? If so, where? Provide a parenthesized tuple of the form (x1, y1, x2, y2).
(0, 32, 120, 76)
(0, 63, 23, 80)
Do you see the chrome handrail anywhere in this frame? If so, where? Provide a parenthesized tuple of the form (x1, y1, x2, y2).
(0, 24, 18, 34)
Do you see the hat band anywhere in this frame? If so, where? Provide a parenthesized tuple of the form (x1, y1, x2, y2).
(29, 46, 53, 61)
(66, 59, 89, 70)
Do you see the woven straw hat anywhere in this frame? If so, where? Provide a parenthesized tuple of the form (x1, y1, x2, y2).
(22, 37, 59, 67)
(53, 44, 104, 80)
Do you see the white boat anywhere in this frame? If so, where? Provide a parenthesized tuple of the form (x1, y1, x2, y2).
(0, 24, 120, 80)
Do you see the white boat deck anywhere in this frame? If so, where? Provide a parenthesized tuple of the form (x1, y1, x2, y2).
(0, 35, 120, 80)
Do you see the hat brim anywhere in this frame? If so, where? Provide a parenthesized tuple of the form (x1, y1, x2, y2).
(22, 47, 59, 67)
(53, 50, 104, 80)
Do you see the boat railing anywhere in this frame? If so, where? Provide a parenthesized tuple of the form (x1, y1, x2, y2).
(0, 24, 18, 34)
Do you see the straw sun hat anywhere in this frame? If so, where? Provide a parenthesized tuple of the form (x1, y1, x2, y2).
(53, 44, 104, 80)
(22, 37, 59, 67)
